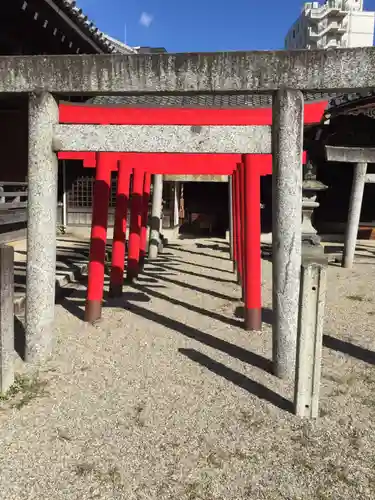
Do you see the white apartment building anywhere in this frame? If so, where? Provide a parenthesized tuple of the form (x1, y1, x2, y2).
(285, 0, 375, 49)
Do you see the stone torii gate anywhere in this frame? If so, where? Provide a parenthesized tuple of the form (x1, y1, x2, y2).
(326, 145, 375, 268)
(1, 48, 374, 385)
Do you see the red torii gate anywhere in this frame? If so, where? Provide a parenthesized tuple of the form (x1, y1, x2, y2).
(58, 100, 326, 329)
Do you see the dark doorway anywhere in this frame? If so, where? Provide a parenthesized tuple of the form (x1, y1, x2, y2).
(179, 182, 229, 238)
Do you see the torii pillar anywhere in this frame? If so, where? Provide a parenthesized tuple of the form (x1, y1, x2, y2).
(326, 145, 375, 269)
(272, 89, 304, 380)
(149, 174, 164, 260)
(26, 92, 59, 362)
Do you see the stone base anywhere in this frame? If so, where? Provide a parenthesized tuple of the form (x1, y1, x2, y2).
(302, 243, 325, 260)
(161, 226, 180, 243)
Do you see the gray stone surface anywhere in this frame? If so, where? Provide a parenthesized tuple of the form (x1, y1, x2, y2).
(0, 245, 14, 394)
(343, 163, 368, 269)
(26, 92, 59, 363)
(326, 146, 375, 163)
(1, 48, 375, 94)
(294, 255, 328, 419)
(272, 89, 304, 380)
(149, 175, 163, 260)
(53, 125, 271, 154)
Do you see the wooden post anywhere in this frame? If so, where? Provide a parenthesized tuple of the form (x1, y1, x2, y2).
(231, 172, 238, 274)
(234, 166, 241, 283)
(0, 245, 14, 394)
(139, 172, 151, 270)
(85, 153, 114, 322)
(109, 160, 131, 297)
(243, 155, 262, 331)
(228, 177, 234, 261)
(127, 168, 144, 281)
(62, 160, 67, 228)
(238, 163, 246, 301)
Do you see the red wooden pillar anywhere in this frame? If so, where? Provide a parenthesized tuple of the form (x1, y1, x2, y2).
(127, 168, 145, 282)
(109, 159, 131, 297)
(85, 153, 114, 322)
(231, 171, 238, 273)
(139, 172, 152, 270)
(239, 162, 246, 298)
(243, 155, 262, 331)
(234, 164, 242, 285)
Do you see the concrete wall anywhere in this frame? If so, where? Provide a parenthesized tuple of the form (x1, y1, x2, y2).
(346, 11, 375, 47)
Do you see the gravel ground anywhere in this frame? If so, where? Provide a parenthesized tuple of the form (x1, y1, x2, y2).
(1, 240, 375, 500)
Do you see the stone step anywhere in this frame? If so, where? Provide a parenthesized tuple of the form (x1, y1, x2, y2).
(14, 259, 88, 315)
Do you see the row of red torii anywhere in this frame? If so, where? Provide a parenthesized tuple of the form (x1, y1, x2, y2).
(58, 100, 327, 330)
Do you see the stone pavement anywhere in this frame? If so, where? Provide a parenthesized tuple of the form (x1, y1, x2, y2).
(0, 239, 375, 499)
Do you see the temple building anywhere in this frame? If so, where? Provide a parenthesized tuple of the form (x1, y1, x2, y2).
(0, 0, 117, 241)
(307, 92, 375, 239)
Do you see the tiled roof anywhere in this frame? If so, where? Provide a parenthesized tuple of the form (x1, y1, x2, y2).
(88, 92, 334, 109)
(56, 0, 116, 53)
(328, 91, 375, 108)
(102, 34, 137, 54)
(327, 90, 375, 116)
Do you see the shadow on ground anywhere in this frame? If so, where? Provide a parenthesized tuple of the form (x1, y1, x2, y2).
(324, 334, 375, 366)
(179, 348, 293, 413)
(61, 286, 289, 411)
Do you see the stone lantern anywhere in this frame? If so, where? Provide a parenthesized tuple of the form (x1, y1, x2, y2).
(302, 160, 328, 254)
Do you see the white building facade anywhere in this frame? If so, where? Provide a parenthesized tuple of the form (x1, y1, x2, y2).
(285, 0, 375, 49)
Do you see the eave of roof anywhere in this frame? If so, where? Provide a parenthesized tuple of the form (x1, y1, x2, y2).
(102, 34, 137, 54)
(87, 92, 333, 109)
(53, 0, 116, 53)
(327, 90, 375, 115)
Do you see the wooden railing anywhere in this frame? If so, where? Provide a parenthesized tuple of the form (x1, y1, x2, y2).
(0, 182, 28, 226)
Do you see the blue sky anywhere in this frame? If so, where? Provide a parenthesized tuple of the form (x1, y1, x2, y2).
(78, 0, 375, 52)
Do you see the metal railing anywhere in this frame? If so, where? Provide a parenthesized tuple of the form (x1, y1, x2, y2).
(308, 0, 346, 19)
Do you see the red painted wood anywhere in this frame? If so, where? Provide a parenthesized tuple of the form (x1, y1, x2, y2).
(233, 169, 239, 271)
(58, 151, 307, 175)
(127, 168, 145, 281)
(140, 172, 151, 267)
(86, 153, 114, 312)
(59, 101, 327, 126)
(231, 172, 237, 269)
(235, 164, 243, 283)
(109, 160, 131, 296)
(243, 155, 262, 329)
(234, 168, 241, 281)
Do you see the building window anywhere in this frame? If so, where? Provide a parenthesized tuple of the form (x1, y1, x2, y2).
(293, 29, 295, 38)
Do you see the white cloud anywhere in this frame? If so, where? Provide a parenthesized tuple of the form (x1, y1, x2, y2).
(139, 12, 153, 28)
